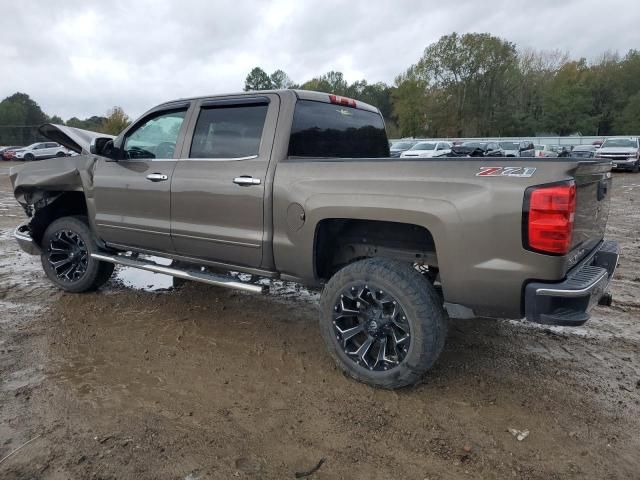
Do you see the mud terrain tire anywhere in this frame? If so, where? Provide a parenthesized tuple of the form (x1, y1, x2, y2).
(319, 257, 447, 389)
(41, 216, 114, 293)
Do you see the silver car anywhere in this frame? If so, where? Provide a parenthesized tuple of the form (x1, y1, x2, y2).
(13, 142, 69, 161)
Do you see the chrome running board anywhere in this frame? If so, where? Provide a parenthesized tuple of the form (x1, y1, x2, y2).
(91, 252, 267, 294)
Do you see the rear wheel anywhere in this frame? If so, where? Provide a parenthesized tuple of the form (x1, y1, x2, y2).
(319, 257, 447, 389)
(41, 216, 114, 292)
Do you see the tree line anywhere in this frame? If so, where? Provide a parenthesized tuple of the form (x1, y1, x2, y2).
(0, 93, 130, 145)
(2, 32, 638, 146)
(244, 32, 640, 138)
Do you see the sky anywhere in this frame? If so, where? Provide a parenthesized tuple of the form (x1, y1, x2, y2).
(2, 0, 639, 120)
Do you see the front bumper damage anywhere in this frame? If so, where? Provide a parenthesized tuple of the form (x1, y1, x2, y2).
(525, 240, 619, 326)
(14, 222, 41, 255)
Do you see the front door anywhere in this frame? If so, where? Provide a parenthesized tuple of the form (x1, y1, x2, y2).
(170, 95, 279, 268)
(93, 106, 190, 253)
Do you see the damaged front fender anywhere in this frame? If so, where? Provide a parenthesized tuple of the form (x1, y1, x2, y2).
(10, 155, 98, 208)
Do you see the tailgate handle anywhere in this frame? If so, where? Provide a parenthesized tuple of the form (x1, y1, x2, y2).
(597, 179, 608, 201)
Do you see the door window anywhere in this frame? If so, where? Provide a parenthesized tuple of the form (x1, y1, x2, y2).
(189, 104, 268, 159)
(123, 109, 187, 159)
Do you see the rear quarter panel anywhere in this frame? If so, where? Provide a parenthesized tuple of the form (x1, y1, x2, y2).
(272, 158, 601, 318)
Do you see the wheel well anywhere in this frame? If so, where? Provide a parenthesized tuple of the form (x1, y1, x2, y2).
(29, 191, 88, 245)
(314, 219, 437, 280)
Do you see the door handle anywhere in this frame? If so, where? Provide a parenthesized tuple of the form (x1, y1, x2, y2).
(146, 173, 168, 182)
(233, 176, 261, 186)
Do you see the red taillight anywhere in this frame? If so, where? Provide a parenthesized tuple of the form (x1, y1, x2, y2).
(525, 182, 576, 255)
(329, 94, 356, 108)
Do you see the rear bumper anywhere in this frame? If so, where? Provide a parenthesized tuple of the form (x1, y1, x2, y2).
(524, 240, 618, 326)
(14, 222, 41, 255)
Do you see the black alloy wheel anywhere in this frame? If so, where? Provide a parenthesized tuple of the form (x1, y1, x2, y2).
(332, 283, 411, 371)
(46, 229, 89, 283)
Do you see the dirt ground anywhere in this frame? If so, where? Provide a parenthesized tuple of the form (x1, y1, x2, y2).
(0, 161, 638, 480)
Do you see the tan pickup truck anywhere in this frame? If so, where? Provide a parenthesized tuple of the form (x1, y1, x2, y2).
(10, 90, 619, 388)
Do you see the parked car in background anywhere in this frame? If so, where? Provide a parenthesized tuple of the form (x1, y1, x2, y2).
(390, 140, 417, 158)
(450, 141, 504, 157)
(595, 137, 640, 172)
(0, 146, 22, 160)
(499, 141, 535, 157)
(534, 144, 559, 157)
(400, 141, 452, 158)
(499, 141, 520, 157)
(570, 145, 599, 158)
(12, 142, 69, 161)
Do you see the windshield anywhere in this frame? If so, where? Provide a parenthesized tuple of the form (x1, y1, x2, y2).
(461, 142, 486, 148)
(499, 142, 519, 150)
(410, 142, 436, 150)
(391, 141, 415, 150)
(602, 138, 637, 148)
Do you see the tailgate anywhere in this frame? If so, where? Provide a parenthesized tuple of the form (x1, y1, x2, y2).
(569, 161, 612, 268)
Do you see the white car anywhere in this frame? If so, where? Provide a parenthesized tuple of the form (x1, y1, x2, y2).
(533, 144, 559, 158)
(400, 141, 452, 158)
(13, 142, 69, 161)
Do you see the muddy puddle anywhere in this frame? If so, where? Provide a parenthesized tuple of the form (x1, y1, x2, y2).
(112, 255, 321, 303)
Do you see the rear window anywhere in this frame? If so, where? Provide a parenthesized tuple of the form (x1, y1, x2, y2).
(288, 100, 389, 158)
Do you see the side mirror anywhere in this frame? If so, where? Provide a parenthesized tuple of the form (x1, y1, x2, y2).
(90, 138, 117, 160)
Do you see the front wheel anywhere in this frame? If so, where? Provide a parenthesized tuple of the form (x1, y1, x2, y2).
(24, 153, 34, 161)
(40, 216, 114, 292)
(319, 257, 447, 389)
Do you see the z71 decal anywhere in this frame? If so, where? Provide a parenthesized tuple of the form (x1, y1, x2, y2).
(476, 166, 537, 178)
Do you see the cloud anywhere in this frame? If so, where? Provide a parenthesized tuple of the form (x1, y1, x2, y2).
(2, 0, 638, 120)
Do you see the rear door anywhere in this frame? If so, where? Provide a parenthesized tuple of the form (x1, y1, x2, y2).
(170, 94, 279, 267)
(93, 104, 191, 252)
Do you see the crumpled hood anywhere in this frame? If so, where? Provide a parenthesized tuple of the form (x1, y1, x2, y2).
(10, 155, 98, 207)
(38, 123, 115, 154)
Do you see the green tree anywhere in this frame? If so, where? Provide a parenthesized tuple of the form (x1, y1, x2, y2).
(49, 115, 64, 125)
(101, 106, 130, 135)
(410, 33, 520, 136)
(244, 67, 273, 91)
(541, 60, 596, 135)
(613, 91, 640, 133)
(270, 69, 295, 89)
(0, 92, 49, 144)
(392, 67, 430, 137)
(66, 116, 107, 131)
